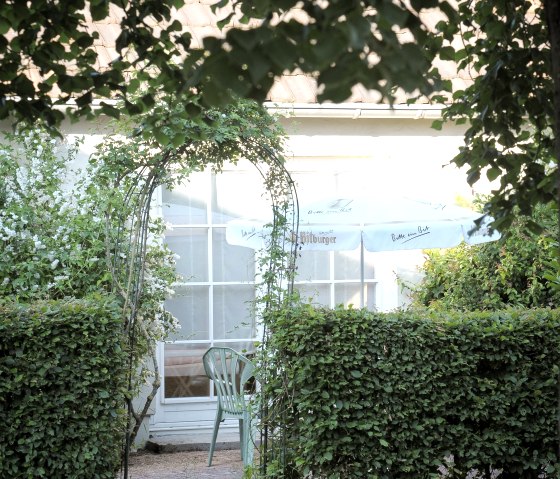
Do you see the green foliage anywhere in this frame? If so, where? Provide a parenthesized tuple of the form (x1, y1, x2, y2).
(0, 126, 179, 336)
(0, 0, 192, 129)
(411, 204, 560, 311)
(0, 124, 181, 446)
(128, 93, 288, 166)
(0, 129, 108, 300)
(0, 0, 457, 134)
(198, 0, 456, 108)
(0, 295, 128, 478)
(265, 304, 560, 478)
(438, 0, 559, 232)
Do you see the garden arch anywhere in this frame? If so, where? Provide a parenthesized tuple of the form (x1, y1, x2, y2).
(103, 98, 298, 477)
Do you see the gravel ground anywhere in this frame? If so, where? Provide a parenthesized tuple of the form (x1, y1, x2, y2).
(121, 450, 503, 479)
(123, 449, 245, 479)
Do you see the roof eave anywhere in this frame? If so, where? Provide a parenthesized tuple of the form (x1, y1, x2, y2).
(264, 102, 445, 119)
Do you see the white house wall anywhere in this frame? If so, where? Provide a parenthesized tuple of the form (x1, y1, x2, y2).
(276, 114, 490, 311)
(279, 116, 483, 205)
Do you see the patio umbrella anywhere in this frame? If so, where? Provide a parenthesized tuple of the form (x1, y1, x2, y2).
(226, 196, 501, 306)
(227, 196, 499, 251)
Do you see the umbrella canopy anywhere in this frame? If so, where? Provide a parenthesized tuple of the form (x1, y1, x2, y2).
(226, 196, 500, 252)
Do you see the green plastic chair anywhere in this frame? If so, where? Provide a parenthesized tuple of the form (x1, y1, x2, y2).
(203, 347, 256, 467)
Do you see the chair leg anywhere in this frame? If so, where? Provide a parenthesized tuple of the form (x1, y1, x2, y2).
(238, 418, 244, 462)
(208, 409, 222, 467)
(242, 411, 254, 467)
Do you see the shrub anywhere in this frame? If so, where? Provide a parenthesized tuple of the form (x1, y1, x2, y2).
(0, 127, 178, 334)
(266, 304, 560, 478)
(0, 126, 180, 442)
(0, 295, 128, 478)
(410, 204, 559, 311)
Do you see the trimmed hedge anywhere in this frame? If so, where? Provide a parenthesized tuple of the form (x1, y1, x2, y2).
(0, 295, 128, 479)
(269, 305, 560, 478)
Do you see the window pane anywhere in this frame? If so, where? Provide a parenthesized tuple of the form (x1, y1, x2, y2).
(165, 228, 208, 282)
(295, 250, 330, 280)
(213, 285, 256, 339)
(334, 283, 363, 308)
(165, 285, 209, 340)
(212, 228, 256, 282)
(213, 341, 257, 357)
(295, 283, 331, 307)
(164, 343, 209, 398)
(363, 251, 376, 281)
(333, 248, 376, 280)
(162, 176, 208, 224)
(334, 248, 362, 280)
(214, 170, 269, 224)
(364, 282, 376, 310)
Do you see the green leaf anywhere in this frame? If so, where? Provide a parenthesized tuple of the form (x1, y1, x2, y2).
(228, 29, 260, 51)
(171, 132, 186, 147)
(90, 0, 109, 21)
(431, 119, 443, 131)
(12, 74, 35, 97)
(100, 103, 121, 119)
(438, 46, 456, 61)
(0, 19, 10, 35)
(486, 167, 501, 181)
(378, 2, 409, 27)
(153, 128, 170, 146)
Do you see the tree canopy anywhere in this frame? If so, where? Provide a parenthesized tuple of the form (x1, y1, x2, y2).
(0, 0, 455, 129)
(2, 0, 560, 234)
(438, 0, 560, 232)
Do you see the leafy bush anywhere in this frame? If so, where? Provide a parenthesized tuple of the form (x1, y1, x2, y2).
(0, 127, 178, 331)
(411, 204, 559, 311)
(0, 127, 180, 435)
(0, 295, 127, 478)
(267, 304, 560, 478)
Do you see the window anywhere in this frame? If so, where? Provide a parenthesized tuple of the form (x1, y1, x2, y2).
(161, 161, 379, 400)
(295, 248, 376, 309)
(161, 166, 266, 400)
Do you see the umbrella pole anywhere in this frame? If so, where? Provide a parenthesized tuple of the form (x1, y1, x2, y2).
(360, 237, 365, 308)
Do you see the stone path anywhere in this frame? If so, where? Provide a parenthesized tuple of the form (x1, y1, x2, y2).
(124, 449, 244, 479)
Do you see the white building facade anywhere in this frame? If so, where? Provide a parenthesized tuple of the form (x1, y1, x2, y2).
(146, 104, 489, 439)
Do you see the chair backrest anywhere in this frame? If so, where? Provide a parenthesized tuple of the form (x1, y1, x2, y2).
(203, 347, 255, 415)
